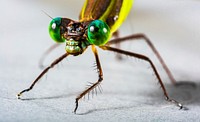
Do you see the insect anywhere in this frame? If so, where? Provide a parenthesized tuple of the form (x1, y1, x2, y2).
(17, 0, 183, 113)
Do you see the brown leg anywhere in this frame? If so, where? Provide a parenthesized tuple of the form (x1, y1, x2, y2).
(74, 45, 103, 113)
(107, 33, 176, 84)
(17, 53, 69, 99)
(100, 45, 183, 109)
(39, 43, 61, 69)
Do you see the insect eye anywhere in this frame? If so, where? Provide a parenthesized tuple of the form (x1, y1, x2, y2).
(49, 17, 65, 43)
(87, 20, 111, 46)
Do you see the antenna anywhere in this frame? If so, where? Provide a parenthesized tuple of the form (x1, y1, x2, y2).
(41, 10, 53, 19)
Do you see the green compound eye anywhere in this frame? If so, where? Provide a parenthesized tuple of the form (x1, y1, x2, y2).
(49, 17, 65, 43)
(87, 20, 111, 46)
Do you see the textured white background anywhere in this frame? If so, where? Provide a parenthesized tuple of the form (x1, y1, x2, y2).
(0, 0, 200, 121)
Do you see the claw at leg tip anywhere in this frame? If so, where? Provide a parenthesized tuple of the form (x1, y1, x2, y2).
(16, 93, 21, 99)
(178, 103, 183, 110)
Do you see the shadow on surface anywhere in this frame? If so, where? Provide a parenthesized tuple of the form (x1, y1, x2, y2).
(19, 93, 76, 101)
(148, 80, 200, 106)
(77, 105, 136, 115)
(9, 80, 200, 114)
(78, 80, 200, 115)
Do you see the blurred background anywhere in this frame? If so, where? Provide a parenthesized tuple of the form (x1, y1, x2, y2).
(0, 0, 200, 121)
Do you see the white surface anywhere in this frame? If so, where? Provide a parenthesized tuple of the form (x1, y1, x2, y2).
(0, 0, 200, 122)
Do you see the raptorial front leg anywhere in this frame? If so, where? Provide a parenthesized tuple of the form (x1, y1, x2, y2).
(107, 33, 176, 84)
(74, 45, 103, 113)
(100, 45, 183, 109)
(17, 53, 69, 99)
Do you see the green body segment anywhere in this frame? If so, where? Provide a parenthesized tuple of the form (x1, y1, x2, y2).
(80, 0, 133, 34)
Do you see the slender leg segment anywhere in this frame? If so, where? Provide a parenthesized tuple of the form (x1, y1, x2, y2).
(100, 45, 183, 109)
(17, 53, 69, 99)
(107, 33, 176, 84)
(39, 43, 61, 68)
(74, 45, 103, 113)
